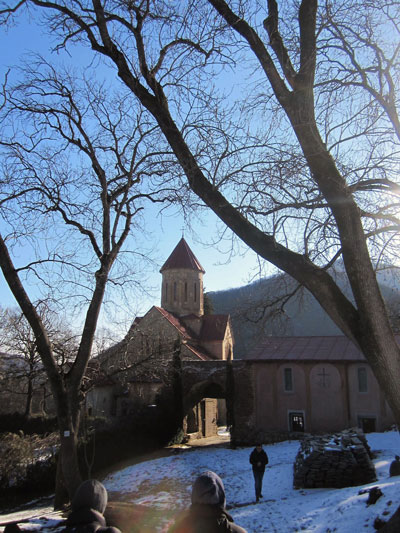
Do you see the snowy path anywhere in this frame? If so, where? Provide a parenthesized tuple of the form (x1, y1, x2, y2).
(1, 431, 399, 532)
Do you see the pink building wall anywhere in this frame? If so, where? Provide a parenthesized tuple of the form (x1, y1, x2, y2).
(253, 360, 394, 434)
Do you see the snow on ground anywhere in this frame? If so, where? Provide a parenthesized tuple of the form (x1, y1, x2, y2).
(1, 430, 399, 532)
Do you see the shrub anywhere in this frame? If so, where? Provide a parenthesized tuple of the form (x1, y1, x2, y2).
(0, 432, 32, 489)
(0, 431, 58, 491)
(0, 413, 57, 435)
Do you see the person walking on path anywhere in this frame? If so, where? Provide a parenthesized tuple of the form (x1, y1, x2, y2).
(249, 444, 269, 502)
(168, 470, 247, 533)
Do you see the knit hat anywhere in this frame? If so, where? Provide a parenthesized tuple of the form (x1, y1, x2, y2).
(71, 479, 108, 514)
(191, 471, 226, 508)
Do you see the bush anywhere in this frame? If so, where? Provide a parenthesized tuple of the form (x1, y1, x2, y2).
(0, 432, 32, 490)
(0, 431, 58, 492)
(0, 413, 57, 435)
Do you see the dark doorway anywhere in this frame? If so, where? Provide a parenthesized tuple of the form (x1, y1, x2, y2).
(200, 400, 206, 436)
(187, 408, 197, 433)
(358, 416, 376, 433)
(289, 411, 305, 432)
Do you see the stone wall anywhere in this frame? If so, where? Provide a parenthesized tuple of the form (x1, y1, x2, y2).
(293, 428, 376, 489)
(180, 359, 257, 444)
(230, 361, 257, 445)
(161, 267, 204, 316)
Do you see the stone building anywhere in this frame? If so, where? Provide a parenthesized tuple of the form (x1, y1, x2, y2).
(87, 238, 234, 438)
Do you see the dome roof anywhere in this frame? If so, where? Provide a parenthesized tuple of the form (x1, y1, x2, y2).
(160, 238, 205, 273)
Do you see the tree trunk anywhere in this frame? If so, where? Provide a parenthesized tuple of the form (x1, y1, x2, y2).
(24, 378, 33, 417)
(54, 451, 69, 510)
(40, 385, 47, 415)
(54, 401, 83, 509)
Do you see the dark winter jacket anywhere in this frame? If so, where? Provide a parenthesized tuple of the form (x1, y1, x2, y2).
(168, 471, 247, 533)
(249, 448, 269, 473)
(389, 456, 400, 477)
(168, 504, 247, 533)
(64, 479, 121, 533)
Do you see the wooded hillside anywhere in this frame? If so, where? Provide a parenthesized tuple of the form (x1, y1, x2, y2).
(209, 269, 400, 358)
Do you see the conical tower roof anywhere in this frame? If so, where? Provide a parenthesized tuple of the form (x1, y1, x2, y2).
(160, 238, 205, 273)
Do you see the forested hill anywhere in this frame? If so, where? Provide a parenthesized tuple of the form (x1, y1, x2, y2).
(207, 269, 400, 359)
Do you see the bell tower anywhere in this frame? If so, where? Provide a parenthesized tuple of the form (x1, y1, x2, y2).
(160, 238, 205, 317)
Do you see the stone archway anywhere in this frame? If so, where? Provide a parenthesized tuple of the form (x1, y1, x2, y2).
(179, 360, 253, 444)
(183, 379, 228, 440)
(186, 407, 197, 433)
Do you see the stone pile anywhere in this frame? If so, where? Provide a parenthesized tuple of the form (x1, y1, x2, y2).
(293, 428, 376, 489)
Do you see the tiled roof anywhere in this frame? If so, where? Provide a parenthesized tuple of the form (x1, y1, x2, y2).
(154, 306, 195, 340)
(160, 238, 205, 273)
(154, 306, 223, 360)
(247, 336, 368, 362)
(185, 343, 214, 361)
(200, 315, 230, 341)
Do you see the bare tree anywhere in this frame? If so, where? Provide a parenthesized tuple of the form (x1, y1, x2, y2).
(0, 306, 81, 416)
(0, 307, 44, 416)
(318, 0, 400, 142)
(0, 59, 174, 503)
(1, 0, 400, 478)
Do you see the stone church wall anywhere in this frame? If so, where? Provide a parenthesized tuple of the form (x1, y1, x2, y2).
(100, 307, 199, 385)
(161, 267, 204, 316)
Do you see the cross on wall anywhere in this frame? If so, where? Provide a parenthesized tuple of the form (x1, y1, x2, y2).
(317, 367, 330, 388)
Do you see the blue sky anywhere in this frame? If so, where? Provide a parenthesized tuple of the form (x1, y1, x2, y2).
(0, 13, 275, 323)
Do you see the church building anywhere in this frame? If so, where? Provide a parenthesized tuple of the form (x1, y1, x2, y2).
(88, 238, 234, 438)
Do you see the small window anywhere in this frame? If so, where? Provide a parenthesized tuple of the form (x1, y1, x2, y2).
(289, 411, 304, 432)
(184, 282, 188, 302)
(284, 368, 293, 392)
(165, 283, 168, 302)
(358, 416, 376, 433)
(358, 367, 368, 393)
(194, 282, 197, 302)
(174, 282, 177, 301)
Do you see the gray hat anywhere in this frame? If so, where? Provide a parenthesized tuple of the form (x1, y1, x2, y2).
(71, 479, 108, 514)
(191, 471, 226, 508)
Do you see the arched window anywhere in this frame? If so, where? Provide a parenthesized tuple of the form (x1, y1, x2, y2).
(358, 367, 368, 392)
(284, 368, 293, 392)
